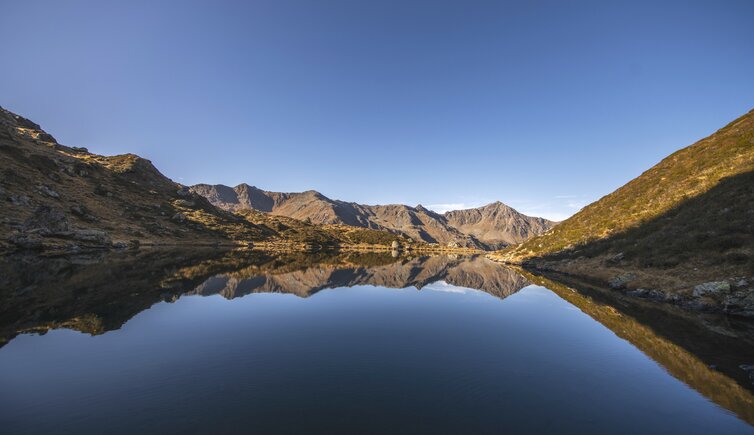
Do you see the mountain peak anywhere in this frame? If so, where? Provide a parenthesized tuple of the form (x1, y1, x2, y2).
(234, 183, 262, 191)
(485, 200, 510, 209)
(189, 185, 554, 249)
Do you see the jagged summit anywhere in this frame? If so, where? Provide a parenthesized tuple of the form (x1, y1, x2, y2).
(190, 183, 555, 250)
(445, 201, 555, 247)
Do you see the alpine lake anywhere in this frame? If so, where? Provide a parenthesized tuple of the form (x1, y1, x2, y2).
(1, 249, 753, 434)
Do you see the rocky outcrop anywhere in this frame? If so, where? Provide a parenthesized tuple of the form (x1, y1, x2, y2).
(191, 184, 555, 250)
(0, 106, 276, 253)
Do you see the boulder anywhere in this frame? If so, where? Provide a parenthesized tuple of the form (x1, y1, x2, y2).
(608, 273, 635, 289)
(23, 206, 71, 235)
(71, 229, 111, 245)
(94, 184, 110, 196)
(38, 185, 60, 198)
(174, 199, 196, 208)
(9, 195, 30, 206)
(70, 205, 98, 222)
(8, 233, 43, 250)
(606, 252, 624, 265)
(723, 291, 754, 317)
(693, 281, 731, 298)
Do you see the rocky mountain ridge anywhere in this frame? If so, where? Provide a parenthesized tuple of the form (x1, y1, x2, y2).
(0, 106, 404, 253)
(0, 106, 263, 252)
(191, 183, 555, 250)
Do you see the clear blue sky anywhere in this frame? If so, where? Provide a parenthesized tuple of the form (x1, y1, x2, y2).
(2, 0, 752, 220)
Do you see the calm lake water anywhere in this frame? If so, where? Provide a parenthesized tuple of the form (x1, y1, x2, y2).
(1, 250, 753, 434)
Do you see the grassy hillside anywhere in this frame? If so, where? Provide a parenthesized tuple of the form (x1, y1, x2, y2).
(0, 107, 276, 253)
(499, 109, 754, 262)
(238, 209, 403, 247)
(492, 109, 754, 314)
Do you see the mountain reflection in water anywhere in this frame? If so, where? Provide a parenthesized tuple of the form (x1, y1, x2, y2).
(1, 249, 754, 433)
(0, 250, 529, 345)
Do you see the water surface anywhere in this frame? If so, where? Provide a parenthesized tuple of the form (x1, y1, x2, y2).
(1, 250, 753, 434)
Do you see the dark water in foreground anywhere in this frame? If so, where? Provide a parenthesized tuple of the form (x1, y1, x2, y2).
(1, 250, 753, 434)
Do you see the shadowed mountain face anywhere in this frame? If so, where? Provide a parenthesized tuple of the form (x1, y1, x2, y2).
(190, 184, 555, 250)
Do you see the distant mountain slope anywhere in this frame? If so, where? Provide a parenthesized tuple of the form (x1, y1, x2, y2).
(0, 106, 273, 252)
(191, 184, 555, 249)
(492, 109, 754, 315)
(446, 201, 554, 247)
(0, 106, 396, 253)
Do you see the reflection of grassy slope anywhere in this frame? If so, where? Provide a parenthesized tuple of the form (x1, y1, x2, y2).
(499, 109, 754, 265)
(0, 248, 234, 345)
(520, 270, 754, 426)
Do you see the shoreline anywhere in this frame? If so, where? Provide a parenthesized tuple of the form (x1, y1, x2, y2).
(487, 253, 754, 319)
(1, 239, 486, 258)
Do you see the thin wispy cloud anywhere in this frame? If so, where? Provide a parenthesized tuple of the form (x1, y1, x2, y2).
(426, 203, 480, 214)
(503, 194, 593, 222)
(567, 201, 587, 209)
(424, 281, 471, 294)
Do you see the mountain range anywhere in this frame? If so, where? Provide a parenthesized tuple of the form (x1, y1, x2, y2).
(3, 102, 753, 316)
(191, 183, 555, 250)
(0, 106, 415, 253)
(0, 105, 551, 253)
